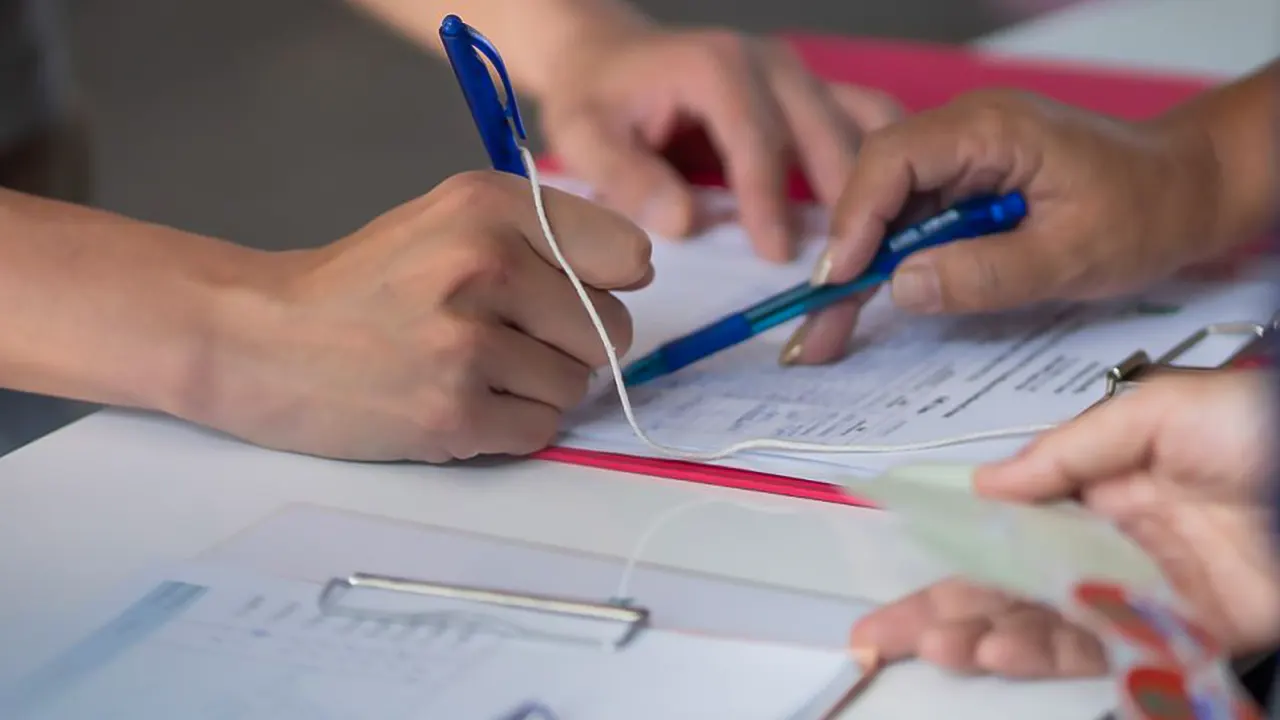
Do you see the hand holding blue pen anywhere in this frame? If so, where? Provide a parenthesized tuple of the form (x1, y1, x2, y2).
(621, 192, 1027, 387)
(438, 13, 1028, 391)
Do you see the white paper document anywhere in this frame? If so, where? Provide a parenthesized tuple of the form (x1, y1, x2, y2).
(0, 562, 860, 720)
(547, 179, 1275, 479)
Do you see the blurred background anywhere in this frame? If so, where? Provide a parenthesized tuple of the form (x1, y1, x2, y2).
(69, 0, 1085, 250)
(2, 0, 1087, 452)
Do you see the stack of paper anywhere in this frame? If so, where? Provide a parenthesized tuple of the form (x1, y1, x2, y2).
(549, 179, 1274, 481)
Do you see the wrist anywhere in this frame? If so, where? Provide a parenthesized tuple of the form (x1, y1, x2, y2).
(158, 243, 311, 431)
(1142, 111, 1235, 255)
(0, 194, 306, 422)
(1148, 64, 1280, 251)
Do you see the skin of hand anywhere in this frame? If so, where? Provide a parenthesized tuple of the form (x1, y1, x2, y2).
(192, 171, 654, 462)
(535, 27, 903, 263)
(780, 89, 1227, 365)
(349, 0, 902, 263)
(849, 371, 1280, 678)
(0, 172, 652, 463)
(783, 54, 1280, 366)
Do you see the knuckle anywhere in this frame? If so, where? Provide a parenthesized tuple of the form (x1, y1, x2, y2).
(945, 107, 1018, 175)
(435, 316, 493, 367)
(758, 36, 802, 67)
(965, 103, 1016, 143)
(853, 129, 896, 169)
(563, 372, 592, 409)
(693, 29, 753, 66)
(413, 317, 506, 458)
(951, 91, 1049, 150)
(415, 386, 478, 445)
(526, 419, 561, 452)
(443, 233, 521, 295)
(480, 406, 560, 457)
(683, 30, 755, 86)
(432, 170, 517, 216)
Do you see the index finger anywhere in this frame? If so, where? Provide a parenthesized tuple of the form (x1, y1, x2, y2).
(512, 173, 656, 291)
(975, 388, 1166, 502)
(682, 35, 794, 262)
(850, 578, 1019, 662)
(822, 105, 1024, 286)
(848, 584, 940, 662)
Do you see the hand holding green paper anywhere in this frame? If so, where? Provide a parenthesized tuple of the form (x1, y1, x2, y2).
(848, 371, 1280, 679)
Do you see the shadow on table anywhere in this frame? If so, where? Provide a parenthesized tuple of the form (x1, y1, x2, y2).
(0, 389, 98, 457)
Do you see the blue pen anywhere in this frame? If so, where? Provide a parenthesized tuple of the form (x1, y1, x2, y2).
(439, 15, 528, 177)
(621, 192, 1029, 387)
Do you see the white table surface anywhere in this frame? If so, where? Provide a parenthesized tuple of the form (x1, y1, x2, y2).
(978, 0, 1278, 78)
(1, 2, 1273, 718)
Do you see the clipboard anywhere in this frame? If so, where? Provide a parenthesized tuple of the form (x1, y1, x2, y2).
(0, 503, 886, 720)
(254, 505, 884, 719)
(312, 571, 879, 718)
(531, 35, 1272, 507)
(205, 504, 885, 651)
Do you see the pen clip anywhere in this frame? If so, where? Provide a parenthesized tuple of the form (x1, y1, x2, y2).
(462, 24, 527, 141)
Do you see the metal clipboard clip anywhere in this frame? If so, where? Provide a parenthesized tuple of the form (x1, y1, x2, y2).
(317, 572, 649, 650)
(1092, 313, 1277, 409)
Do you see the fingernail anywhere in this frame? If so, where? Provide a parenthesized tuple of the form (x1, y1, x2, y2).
(778, 322, 811, 366)
(891, 264, 942, 313)
(810, 248, 834, 286)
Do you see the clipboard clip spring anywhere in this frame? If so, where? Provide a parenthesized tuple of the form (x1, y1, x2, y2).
(1094, 315, 1276, 408)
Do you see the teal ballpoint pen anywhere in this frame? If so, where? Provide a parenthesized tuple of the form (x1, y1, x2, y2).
(621, 192, 1029, 387)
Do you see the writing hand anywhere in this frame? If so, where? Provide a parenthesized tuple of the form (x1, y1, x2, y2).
(189, 171, 652, 462)
(787, 90, 1225, 364)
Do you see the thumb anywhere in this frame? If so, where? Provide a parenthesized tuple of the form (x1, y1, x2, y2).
(545, 107, 697, 240)
(888, 227, 1063, 314)
(976, 389, 1164, 503)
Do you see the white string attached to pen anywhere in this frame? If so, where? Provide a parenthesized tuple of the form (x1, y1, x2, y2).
(519, 146, 1057, 462)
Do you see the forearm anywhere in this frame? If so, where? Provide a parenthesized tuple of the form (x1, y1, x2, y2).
(0, 190, 286, 417)
(1160, 59, 1279, 247)
(347, 0, 651, 99)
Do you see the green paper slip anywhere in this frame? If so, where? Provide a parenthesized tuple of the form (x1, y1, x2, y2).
(841, 464, 1166, 602)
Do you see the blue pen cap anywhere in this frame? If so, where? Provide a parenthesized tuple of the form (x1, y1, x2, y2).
(977, 191, 1027, 226)
(439, 15, 528, 176)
